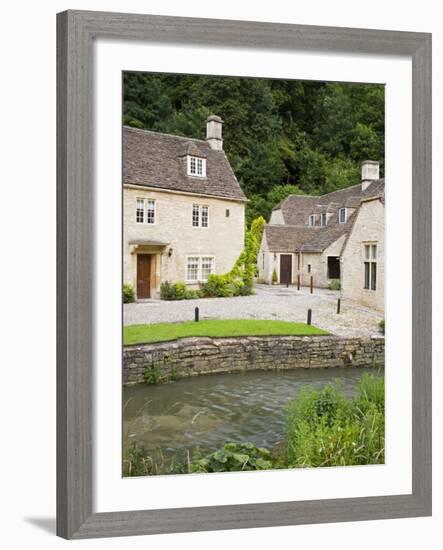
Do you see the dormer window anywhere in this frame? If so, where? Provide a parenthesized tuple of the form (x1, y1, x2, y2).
(339, 207, 347, 224)
(309, 214, 315, 226)
(321, 213, 327, 226)
(187, 156, 206, 177)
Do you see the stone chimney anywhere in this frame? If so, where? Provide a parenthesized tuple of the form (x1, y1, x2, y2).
(361, 160, 380, 191)
(206, 115, 223, 150)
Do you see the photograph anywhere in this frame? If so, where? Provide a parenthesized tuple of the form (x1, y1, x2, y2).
(121, 72, 386, 477)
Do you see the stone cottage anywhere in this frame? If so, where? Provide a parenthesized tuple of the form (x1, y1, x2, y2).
(123, 115, 246, 299)
(258, 161, 384, 311)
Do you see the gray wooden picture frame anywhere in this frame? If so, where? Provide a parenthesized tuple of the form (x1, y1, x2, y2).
(57, 9, 432, 539)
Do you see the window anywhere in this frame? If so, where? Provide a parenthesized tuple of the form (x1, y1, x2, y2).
(192, 204, 209, 228)
(321, 213, 327, 226)
(226, 209, 230, 218)
(307, 264, 312, 273)
(146, 199, 155, 224)
(192, 204, 200, 227)
(201, 257, 214, 280)
(136, 198, 156, 224)
(309, 214, 315, 226)
(187, 156, 206, 177)
(187, 257, 200, 281)
(339, 207, 347, 224)
(363, 243, 377, 290)
(136, 199, 144, 223)
(187, 256, 214, 281)
(201, 206, 209, 228)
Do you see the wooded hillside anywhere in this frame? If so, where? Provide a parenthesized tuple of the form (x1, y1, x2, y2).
(123, 73, 384, 224)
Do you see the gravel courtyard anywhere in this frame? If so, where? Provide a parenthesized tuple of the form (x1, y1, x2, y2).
(124, 284, 383, 338)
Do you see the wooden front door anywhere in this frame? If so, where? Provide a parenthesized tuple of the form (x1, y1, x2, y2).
(280, 254, 292, 285)
(137, 254, 151, 299)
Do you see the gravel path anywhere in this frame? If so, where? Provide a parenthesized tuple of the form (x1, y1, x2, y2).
(124, 285, 383, 338)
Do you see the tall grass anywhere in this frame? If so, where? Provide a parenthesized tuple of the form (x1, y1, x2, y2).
(283, 373, 384, 467)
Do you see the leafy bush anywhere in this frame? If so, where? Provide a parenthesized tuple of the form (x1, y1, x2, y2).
(144, 365, 161, 385)
(379, 319, 385, 334)
(272, 269, 278, 284)
(284, 375, 384, 467)
(328, 278, 341, 291)
(123, 283, 135, 303)
(191, 442, 274, 473)
(160, 281, 187, 300)
(199, 274, 235, 298)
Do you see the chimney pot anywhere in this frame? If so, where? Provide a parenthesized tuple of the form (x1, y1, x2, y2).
(206, 115, 223, 150)
(361, 160, 379, 191)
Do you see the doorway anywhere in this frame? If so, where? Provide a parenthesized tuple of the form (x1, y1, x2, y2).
(327, 256, 340, 279)
(137, 254, 151, 299)
(279, 254, 292, 285)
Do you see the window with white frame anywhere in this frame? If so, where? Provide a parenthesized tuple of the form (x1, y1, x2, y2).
(135, 198, 156, 224)
(186, 256, 214, 281)
(363, 243, 377, 290)
(136, 198, 145, 223)
(309, 214, 315, 226)
(192, 204, 200, 227)
(201, 257, 214, 280)
(339, 207, 347, 224)
(187, 257, 200, 281)
(192, 204, 209, 228)
(321, 213, 327, 226)
(187, 156, 206, 177)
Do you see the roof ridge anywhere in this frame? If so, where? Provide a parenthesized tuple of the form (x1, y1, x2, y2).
(123, 125, 207, 144)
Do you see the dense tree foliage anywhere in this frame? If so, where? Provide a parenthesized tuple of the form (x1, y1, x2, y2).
(123, 73, 384, 224)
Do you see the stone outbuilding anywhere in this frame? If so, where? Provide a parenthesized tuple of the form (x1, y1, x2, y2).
(258, 161, 384, 311)
(123, 116, 246, 299)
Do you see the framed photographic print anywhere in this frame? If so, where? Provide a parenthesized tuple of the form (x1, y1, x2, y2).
(57, 10, 432, 539)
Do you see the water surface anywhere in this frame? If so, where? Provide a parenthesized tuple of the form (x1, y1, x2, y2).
(123, 367, 382, 464)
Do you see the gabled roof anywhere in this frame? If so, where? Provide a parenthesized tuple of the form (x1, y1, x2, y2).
(123, 126, 246, 202)
(265, 179, 384, 253)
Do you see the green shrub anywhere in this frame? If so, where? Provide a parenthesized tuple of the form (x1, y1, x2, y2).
(379, 319, 385, 334)
(123, 283, 135, 303)
(184, 288, 198, 300)
(284, 376, 384, 467)
(191, 442, 274, 473)
(272, 269, 278, 284)
(328, 278, 341, 291)
(199, 274, 234, 298)
(143, 365, 161, 385)
(160, 281, 187, 300)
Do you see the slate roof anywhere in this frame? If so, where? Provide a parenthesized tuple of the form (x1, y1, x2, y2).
(266, 179, 384, 253)
(123, 126, 246, 201)
(264, 225, 320, 252)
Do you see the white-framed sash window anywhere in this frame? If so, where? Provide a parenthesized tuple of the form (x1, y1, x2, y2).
(187, 155, 206, 177)
(192, 204, 209, 228)
(364, 243, 377, 290)
(135, 198, 156, 224)
(186, 256, 215, 282)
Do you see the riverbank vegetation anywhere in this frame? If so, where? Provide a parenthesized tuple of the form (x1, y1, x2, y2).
(123, 319, 329, 345)
(123, 373, 384, 476)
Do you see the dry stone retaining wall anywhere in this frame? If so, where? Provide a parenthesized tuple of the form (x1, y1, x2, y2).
(123, 335, 384, 386)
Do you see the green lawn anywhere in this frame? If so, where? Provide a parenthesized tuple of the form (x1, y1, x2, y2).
(124, 319, 329, 345)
